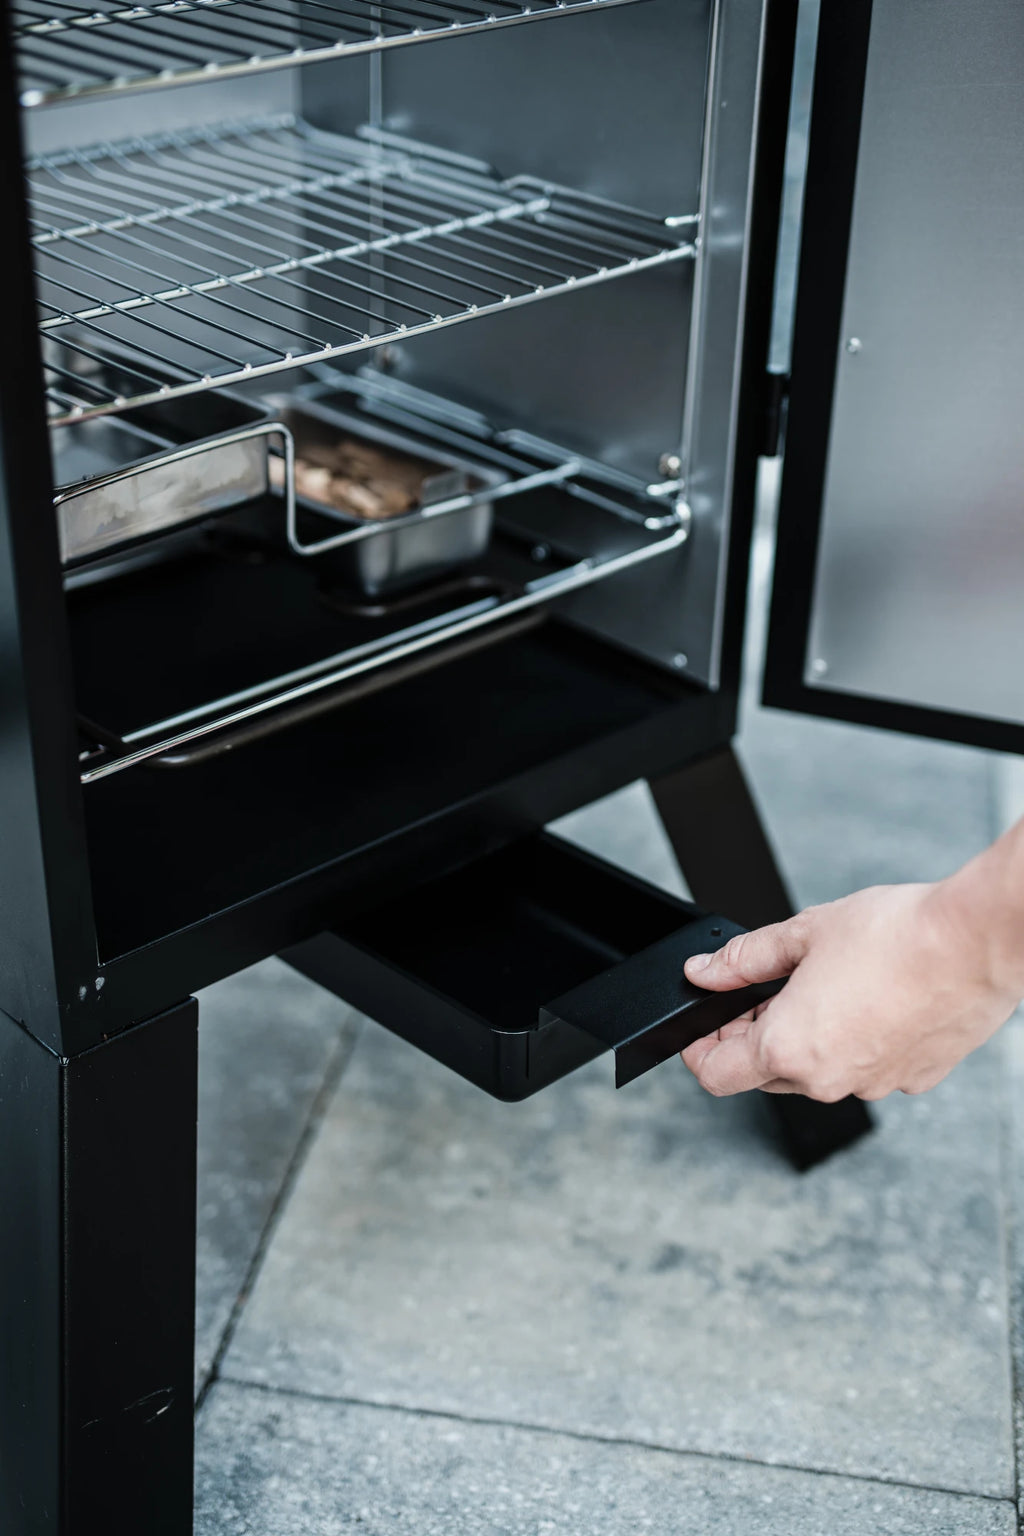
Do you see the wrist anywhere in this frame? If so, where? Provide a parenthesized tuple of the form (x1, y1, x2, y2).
(932, 847, 1024, 1002)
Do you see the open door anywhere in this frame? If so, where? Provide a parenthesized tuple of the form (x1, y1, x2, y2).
(763, 0, 1024, 752)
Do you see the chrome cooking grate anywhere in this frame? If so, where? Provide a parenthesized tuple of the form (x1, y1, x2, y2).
(13, 0, 649, 108)
(31, 115, 698, 427)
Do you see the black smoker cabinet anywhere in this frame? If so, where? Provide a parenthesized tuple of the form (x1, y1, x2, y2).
(2, 1, 1023, 1530)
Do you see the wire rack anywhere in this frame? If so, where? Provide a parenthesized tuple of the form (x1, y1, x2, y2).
(31, 115, 698, 427)
(14, 0, 648, 108)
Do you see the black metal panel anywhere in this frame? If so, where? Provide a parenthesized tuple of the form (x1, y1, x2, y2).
(651, 746, 794, 931)
(0, 999, 198, 1535)
(0, 1013, 61, 1536)
(0, 1, 99, 1054)
(63, 1001, 198, 1534)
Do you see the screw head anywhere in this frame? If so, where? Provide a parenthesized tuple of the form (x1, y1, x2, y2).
(659, 453, 683, 479)
(845, 337, 863, 355)
(673, 653, 689, 670)
(811, 657, 829, 677)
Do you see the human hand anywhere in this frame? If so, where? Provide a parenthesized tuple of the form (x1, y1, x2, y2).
(680, 881, 1024, 1102)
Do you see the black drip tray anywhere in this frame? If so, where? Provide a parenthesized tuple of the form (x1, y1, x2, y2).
(283, 834, 779, 1101)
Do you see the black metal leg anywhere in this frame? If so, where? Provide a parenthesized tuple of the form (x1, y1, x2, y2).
(0, 999, 198, 1535)
(649, 747, 873, 1170)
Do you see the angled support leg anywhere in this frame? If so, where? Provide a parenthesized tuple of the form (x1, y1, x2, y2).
(649, 746, 873, 1170)
(0, 999, 198, 1535)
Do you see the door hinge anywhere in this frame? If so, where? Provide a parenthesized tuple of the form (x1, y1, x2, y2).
(762, 369, 791, 459)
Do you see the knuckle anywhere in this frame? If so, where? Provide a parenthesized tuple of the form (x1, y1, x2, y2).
(787, 905, 823, 951)
(812, 1082, 847, 1105)
(760, 1030, 800, 1083)
(787, 908, 816, 944)
(719, 932, 749, 974)
(781, 1053, 845, 1101)
(698, 1054, 733, 1098)
(901, 1077, 938, 1098)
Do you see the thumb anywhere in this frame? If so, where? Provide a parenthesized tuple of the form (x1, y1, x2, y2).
(684, 912, 814, 992)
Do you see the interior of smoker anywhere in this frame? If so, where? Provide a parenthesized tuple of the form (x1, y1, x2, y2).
(22, 0, 768, 959)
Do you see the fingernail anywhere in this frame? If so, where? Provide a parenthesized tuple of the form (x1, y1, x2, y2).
(687, 953, 713, 973)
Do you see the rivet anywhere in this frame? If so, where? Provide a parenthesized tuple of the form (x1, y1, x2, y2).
(673, 654, 689, 670)
(811, 658, 829, 677)
(845, 337, 863, 355)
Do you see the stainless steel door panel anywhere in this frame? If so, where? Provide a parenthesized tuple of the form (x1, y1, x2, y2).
(802, 0, 1024, 726)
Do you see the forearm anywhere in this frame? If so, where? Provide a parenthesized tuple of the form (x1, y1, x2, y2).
(934, 816, 1024, 1000)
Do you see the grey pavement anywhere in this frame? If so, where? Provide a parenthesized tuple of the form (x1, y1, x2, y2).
(218, 991, 1011, 1496)
(192, 492, 1023, 1533)
(196, 1385, 1015, 1536)
(195, 958, 362, 1391)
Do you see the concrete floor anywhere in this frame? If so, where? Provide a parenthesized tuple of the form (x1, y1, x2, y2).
(191, 495, 1024, 1534)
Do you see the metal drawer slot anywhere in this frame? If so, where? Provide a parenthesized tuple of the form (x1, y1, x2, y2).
(282, 833, 778, 1100)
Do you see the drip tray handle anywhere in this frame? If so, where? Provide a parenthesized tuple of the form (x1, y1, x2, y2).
(540, 916, 784, 1089)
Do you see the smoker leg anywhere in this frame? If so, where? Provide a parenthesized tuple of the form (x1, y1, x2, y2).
(0, 999, 198, 1535)
(649, 747, 873, 1170)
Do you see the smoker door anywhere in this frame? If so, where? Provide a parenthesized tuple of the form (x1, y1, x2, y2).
(762, 0, 1024, 751)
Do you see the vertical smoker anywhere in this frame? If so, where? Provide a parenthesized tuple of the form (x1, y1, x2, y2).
(2, 0, 1023, 1529)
